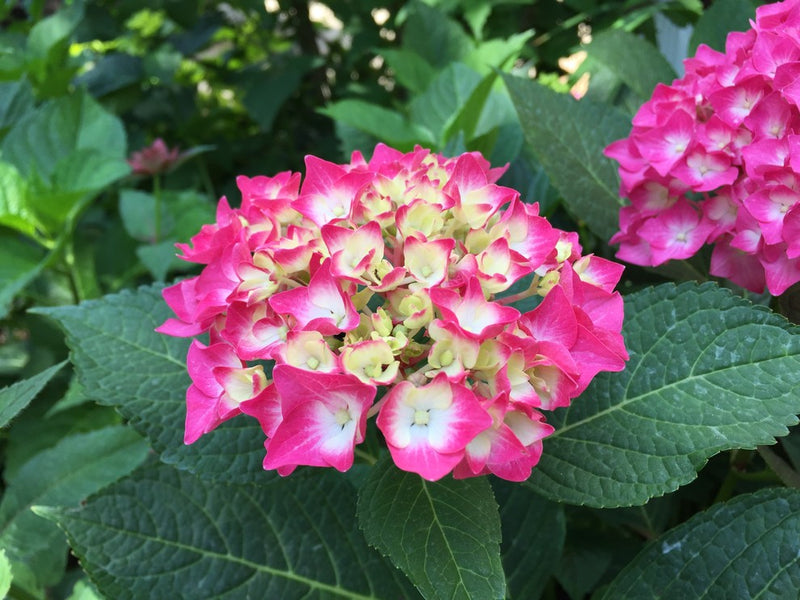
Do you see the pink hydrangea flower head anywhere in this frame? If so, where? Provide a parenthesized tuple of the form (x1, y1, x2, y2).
(606, 0, 800, 295)
(159, 143, 629, 481)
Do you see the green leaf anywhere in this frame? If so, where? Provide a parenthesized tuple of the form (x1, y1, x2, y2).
(587, 29, 677, 101)
(49, 147, 130, 194)
(26, 0, 84, 60)
(380, 49, 437, 94)
(528, 282, 800, 507)
(0, 232, 46, 318)
(358, 457, 505, 600)
(495, 480, 565, 600)
(136, 241, 182, 281)
(167, 189, 215, 241)
(689, 0, 757, 54)
(118, 188, 174, 242)
(465, 30, 534, 74)
(1, 90, 129, 233)
(409, 63, 483, 145)
(321, 99, 434, 149)
(4, 402, 121, 483)
(0, 549, 10, 599)
(0, 426, 148, 587)
(76, 53, 143, 97)
(0, 360, 66, 428)
(44, 462, 418, 599)
(601, 488, 800, 598)
(241, 54, 317, 132)
(0, 79, 34, 140)
(402, 2, 474, 69)
(2, 89, 127, 183)
(0, 162, 40, 238)
(33, 285, 269, 483)
(66, 578, 103, 600)
(503, 74, 631, 242)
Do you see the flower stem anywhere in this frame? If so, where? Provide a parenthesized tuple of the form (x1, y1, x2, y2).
(757, 445, 800, 488)
(153, 173, 162, 243)
(354, 447, 377, 465)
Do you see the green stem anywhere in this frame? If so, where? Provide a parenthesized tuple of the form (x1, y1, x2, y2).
(354, 447, 377, 465)
(153, 173, 162, 243)
(757, 445, 800, 489)
(64, 238, 83, 304)
(713, 449, 753, 504)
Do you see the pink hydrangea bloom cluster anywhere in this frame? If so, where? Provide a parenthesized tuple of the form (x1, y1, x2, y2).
(605, 0, 800, 295)
(157, 144, 628, 482)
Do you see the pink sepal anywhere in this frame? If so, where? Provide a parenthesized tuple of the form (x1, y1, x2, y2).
(263, 365, 376, 472)
(376, 374, 492, 481)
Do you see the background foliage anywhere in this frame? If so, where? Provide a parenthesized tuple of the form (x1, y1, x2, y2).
(5, 0, 799, 599)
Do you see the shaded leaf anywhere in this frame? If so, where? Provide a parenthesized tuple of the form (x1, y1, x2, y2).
(42, 462, 418, 600)
(358, 457, 504, 600)
(495, 480, 565, 600)
(503, 74, 630, 241)
(34, 285, 269, 483)
(410, 63, 483, 145)
(528, 282, 800, 507)
(0, 79, 34, 139)
(241, 54, 316, 132)
(0, 426, 148, 587)
(601, 488, 800, 598)
(321, 99, 434, 149)
(0, 233, 46, 318)
(689, 0, 757, 54)
(118, 188, 174, 242)
(587, 29, 677, 101)
(0, 360, 66, 428)
(2, 89, 127, 183)
(402, 2, 474, 69)
(380, 49, 437, 94)
(26, 0, 84, 60)
(137, 241, 183, 281)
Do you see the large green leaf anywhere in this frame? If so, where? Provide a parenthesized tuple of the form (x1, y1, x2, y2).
(0, 80, 34, 139)
(402, 1, 474, 70)
(601, 488, 800, 598)
(0, 426, 148, 587)
(34, 285, 270, 483)
(380, 49, 437, 94)
(321, 99, 435, 149)
(528, 282, 800, 507)
(503, 74, 631, 242)
(42, 462, 417, 600)
(586, 29, 677, 101)
(0, 360, 66, 428)
(3, 90, 126, 180)
(240, 54, 316, 132)
(1, 90, 128, 233)
(0, 232, 46, 318)
(26, 0, 84, 60)
(465, 31, 533, 74)
(358, 457, 505, 600)
(495, 480, 565, 600)
(409, 63, 483, 146)
(689, 0, 757, 54)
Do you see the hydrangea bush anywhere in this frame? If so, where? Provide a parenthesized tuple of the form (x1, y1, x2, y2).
(9, 1, 800, 598)
(606, 0, 800, 294)
(157, 144, 628, 481)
